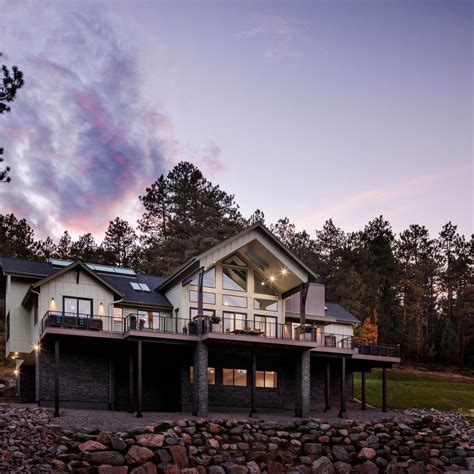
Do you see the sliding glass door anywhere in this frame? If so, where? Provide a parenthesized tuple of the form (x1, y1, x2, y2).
(63, 297, 93, 317)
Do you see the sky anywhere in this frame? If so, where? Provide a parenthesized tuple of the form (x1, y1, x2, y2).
(0, 0, 472, 241)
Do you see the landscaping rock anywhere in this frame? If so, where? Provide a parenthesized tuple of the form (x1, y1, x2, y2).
(125, 445, 154, 464)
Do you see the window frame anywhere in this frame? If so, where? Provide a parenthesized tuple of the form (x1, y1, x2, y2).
(222, 265, 248, 292)
(222, 294, 247, 308)
(189, 290, 216, 305)
(256, 370, 278, 388)
(62, 296, 93, 317)
(223, 368, 248, 387)
(189, 366, 216, 385)
(253, 298, 278, 312)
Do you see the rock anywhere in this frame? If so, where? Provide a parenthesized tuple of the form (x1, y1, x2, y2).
(267, 460, 286, 473)
(208, 466, 226, 474)
(207, 438, 220, 449)
(332, 445, 350, 462)
(304, 443, 323, 455)
(79, 440, 107, 452)
(88, 451, 126, 466)
(111, 435, 128, 451)
(97, 432, 112, 445)
(311, 456, 336, 473)
(358, 447, 376, 460)
(333, 462, 352, 474)
(97, 466, 128, 474)
(354, 460, 378, 473)
(125, 445, 154, 464)
(246, 460, 261, 473)
(465, 458, 474, 470)
(131, 462, 158, 474)
(136, 433, 165, 448)
(222, 463, 248, 474)
(167, 445, 189, 469)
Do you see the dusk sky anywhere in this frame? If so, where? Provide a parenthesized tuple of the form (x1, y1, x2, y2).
(0, 0, 472, 240)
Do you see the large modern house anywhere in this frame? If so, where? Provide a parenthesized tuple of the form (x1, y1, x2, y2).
(1, 224, 400, 417)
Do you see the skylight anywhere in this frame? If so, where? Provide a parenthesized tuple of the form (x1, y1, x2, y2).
(130, 282, 151, 292)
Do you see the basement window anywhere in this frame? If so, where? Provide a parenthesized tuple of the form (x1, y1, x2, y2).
(256, 370, 277, 388)
(189, 366, 216, 385)
(223, 368, 247, 387)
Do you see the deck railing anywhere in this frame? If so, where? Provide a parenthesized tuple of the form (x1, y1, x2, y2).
(41, 311, 400, 357)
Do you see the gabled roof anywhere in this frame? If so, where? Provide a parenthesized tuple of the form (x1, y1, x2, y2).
(157, 223, 318, 292)
(325, 303, 359, 324)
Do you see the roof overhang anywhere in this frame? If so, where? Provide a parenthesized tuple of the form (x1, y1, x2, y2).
(22, 261, 123, 308)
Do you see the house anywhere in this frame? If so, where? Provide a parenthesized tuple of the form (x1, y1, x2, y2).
(0, 224, 400, 417)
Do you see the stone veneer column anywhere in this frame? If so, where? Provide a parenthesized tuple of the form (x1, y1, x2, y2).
(295, 349, 311, 417)
(192, 341, 208, 416)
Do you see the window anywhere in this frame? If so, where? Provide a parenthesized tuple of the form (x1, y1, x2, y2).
(254, 315, 277, 337)
(189, 291, 216, 304)
(254, 298, 278, 311)
(223, 294, 247, 308)
(224, 254, 247, 266)
(256, 371, 277, 388)
(223, 368, 247, 387)
(63, 297, 92, 317)
(191, 268, 216, 288)
(222, 267, 247, 292)
(190, 308, 215, 319)
(189, 366, 216, 385)
(223, 312, 247, 333)
(254, 273, 278, 296)
(324, 335, 336, 347)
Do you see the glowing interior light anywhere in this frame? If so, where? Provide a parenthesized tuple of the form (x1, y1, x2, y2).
(270, 276, 275, 282)
(281, 268, 287, 275)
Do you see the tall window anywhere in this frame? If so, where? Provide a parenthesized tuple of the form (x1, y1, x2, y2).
(63, 297, 92, 317)
(223, 368, 247, 386)
(254, 315, 277, 337)
(256, 371, 277, 388)
(222, 266, 247, 292)
(223, 312, 247, 333)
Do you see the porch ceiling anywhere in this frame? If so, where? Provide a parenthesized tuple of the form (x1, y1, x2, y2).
(235, 240, 305, 294)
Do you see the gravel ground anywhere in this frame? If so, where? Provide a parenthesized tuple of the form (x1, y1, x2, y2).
(43, 406, 404, 432)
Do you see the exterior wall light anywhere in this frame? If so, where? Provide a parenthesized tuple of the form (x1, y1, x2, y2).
(13, 369, 19, 377)
(49, 297, 56, 311)
(33, 344, 40, 352)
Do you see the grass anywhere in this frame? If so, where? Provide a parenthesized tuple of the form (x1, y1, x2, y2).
(353, 370, 474, 413)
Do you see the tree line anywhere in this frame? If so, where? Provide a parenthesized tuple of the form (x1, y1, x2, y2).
(0, 161, 472, 367)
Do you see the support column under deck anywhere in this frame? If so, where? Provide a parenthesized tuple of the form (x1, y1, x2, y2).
(128, 352, 134, 413)
(136, 340, 143, 418)
(382, 367, 387, 413)
(192, 342, 208, 417)
(54, 339, 60, 418)
(361, 371, 367, 410)
(324, 361, 331, 412)
(249, 349, 256, 417)
(338, 357, 347, 419)
(295, 350, 310, 417)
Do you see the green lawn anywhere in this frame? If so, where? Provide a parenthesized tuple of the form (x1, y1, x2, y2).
(353, 371, 474, 412)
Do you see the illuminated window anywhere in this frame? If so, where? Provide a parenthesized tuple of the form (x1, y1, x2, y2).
(223, 294, 247, 308)
(256, 371, 277, 388)
(190, 308, 215, 319)
(223, 368, 247, 387)
(189, 366, 216, 385)
(254, 298, 278, 311)
(189, 291, 216, 304)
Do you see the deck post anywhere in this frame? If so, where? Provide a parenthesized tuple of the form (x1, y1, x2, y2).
(382, 367, 387, 412)
(249, 349, 256, 417)
(338, 357, 347, 418)
(295, 350, 310, 417)
(136, 340, 143, 418)
(128, 352, 133, 413)
(54, 339, 60, 417)
(361, 371, 366, 410)
(324, 360, 331, 412)
(192, 342, 208, 416)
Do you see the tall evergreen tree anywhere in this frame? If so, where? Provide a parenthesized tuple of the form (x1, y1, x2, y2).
(102, 217, 138, 267)
(69, 233, 98, 262)
(56, 231, 72, 259)
(0, 213, 36, 258)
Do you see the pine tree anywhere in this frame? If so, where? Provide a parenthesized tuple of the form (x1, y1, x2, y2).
(102, 217, 138, 267)
(56, 231, 72, 259)
(35, 237, 58, 260)
(0, 213, 36, 258)
(69, 234, 98, 262)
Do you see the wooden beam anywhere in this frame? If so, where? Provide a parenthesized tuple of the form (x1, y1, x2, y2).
(54, 339, 60, 417)
(136, 340, 143, 418)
